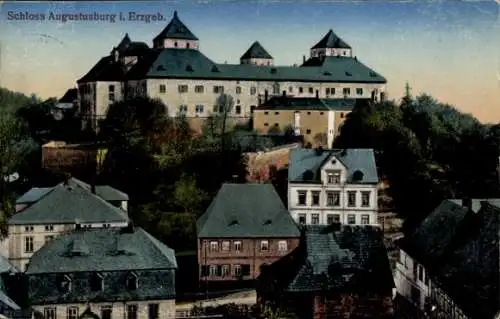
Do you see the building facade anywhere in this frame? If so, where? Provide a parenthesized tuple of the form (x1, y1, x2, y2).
(196, 183, 300, 283)
(253, 96, 359, 147)
(8, 178, 129, 271)
(26, 227, 177, 319)
(76, 11, 387, 131)
(257, 225, 395, 319)
(287, 148, 379, 226)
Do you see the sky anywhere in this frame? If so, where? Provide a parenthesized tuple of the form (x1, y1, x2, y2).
(0, 0, 498, 123)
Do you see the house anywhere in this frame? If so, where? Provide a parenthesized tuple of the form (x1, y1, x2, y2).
(76, 10, 387, 131)
(253, 96, 360, 148)
(52, 88, 78, 121)
(287, 148, 379, 226)
(257, 224, 395, 319)
(196, 183, 300, 283)
(26, 226, 177, 319)
(395, 198, 500, 319)
(8, 177, 129, 271)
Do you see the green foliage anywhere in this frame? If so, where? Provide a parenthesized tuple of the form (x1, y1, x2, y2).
(335, 95, 500, 230)
(0, 87, 41, 113)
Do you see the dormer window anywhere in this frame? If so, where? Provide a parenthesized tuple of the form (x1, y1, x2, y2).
(126, 272, 138, 290)
(90, 273, 104, 292)
(58, 274, 72, 293)
(327, 170, 341, 184)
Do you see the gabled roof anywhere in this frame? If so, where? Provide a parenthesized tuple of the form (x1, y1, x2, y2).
(116, 33, 131, 51)
(311, 29, 351, 49)
(197, 183, 300, 238)
(263, 225, 394, 294)
(0, 255, 19, 274)
(288, 148, 379, 184)
(26, 227, 177, 274)
(77, 56, 126, 83)
(240, 41, 273, 60)
(10, 178, 129, 225)
(58, 88, 78, 104)
(153, 11, 198, 42)
(126, 48, 386, 84)
(257, 96, 360, 111)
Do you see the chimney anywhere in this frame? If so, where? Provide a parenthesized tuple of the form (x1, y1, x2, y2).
(63, 173, 71, 186)
(303, 55, 306, 63)
(462, 198, 472, 211)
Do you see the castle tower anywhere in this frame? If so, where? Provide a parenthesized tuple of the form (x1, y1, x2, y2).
(310, 29, 352, 58)
(240, 41, 274, 66)
(153, 11, 199, 50)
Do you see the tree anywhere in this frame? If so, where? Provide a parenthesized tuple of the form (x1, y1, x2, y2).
(170, 173, 209, 214)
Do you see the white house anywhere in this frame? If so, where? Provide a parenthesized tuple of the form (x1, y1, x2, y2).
(76, 11, 387, 130)
(287, 148, 379, 226)
(7, 178, 129, 272)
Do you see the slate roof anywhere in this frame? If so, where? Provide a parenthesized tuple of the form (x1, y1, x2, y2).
(240, 41, 273, 60)
(10, 179, 129, 225)
(58, 88, 77, 104)
(126, 49, 386, 83)
(0, 255, 19, 274)
(262, 225, 394, 294)
(256, 96, 359, 111)
(197, 183, 300, 238)
(77, 56, 126, 83)
(116, 33, 131, 51)
(311, 29, 351, 49)
(288, 148, 379, 184)
(26, 227, 177, 274)
(153, 11, 198, 42)
(16, 188, 52, 204)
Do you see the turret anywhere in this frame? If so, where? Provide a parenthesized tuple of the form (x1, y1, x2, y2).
(240, 41, 273, 66)
(310, 29, 352, 58)
(153, 11, 199, 50)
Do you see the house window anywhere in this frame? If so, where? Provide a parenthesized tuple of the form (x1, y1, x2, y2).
(127, 304, 138, 319)
(264, 123, 269, 126)
(44, 235, 54, 243)
(327, 214, 340, 224)
(343, 88, 350, 96)
(250, 87, 257, 95)
(306, 129, 311, 134)
(126, 272, 138, 290)
(195, 85, 204, 93)
(195, 105, 204, 113)
(210, 241, 218, 252)
(361, 215, 370, 225)
(90, 273, 104, 292)
(233, 241, 242, 252)
(108, 85, 115, 102)
(234, 264, 242, 277)
(298, 214, 306, 224)
(340, 113, 345, 118)
(178, 85, 188, 93)
(236, 86, 242, 94)
(24, 236, 34, 253)
(209, 265, 218, 276)
(101, 306, 112, 319)
(361, 191, 370, 207)
(347, 214, 356, 224)
(213, 86, 224, 94)
(298, 87, 303, 94)
(347, 191, 356, 207)
(235, 105, 242, 114)
(278, 240, 287, 252)
(311, 214, 320, 225)
(311, 191, 320, 206)
(179, 104, 188, 113)
(356, 88, 363, 96)
(45, 225, 54, 231)
(418, 265, 424, 281)
(159, 84, 166, 93)
(327, 171, 341, 184)
(326, 191, 340, 206)
(274, 111, 280, 115)
(222, 241, 230, 251)
(308, 87, 314, 94)
(297, 191, 307, 205)
(44, 308, 56, 319)
(221, 265, 230, 277)
(260, 240, 269, 251)
(24, 226, 34, 232)
(148, 304, 159, 319)
(67, 307, 78, 319)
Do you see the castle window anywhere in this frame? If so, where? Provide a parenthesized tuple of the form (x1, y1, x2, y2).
(250, 87, 257, 95)
(264, 123, 269, 126)
(213, 86, 224, 94)
(159, 84, 166, 93)
(235, 105, 241, 114)
(236, 86, 242, 94)
(126, 272, 138, 290)
(186, 42, 190, 49)
(45, 225, 54, 232)
(24, 236, 34, 253)
(298, 87, 303, 94)
(195, 105, 204, 113)
(179, 104, 188, 114)
(178, 85, 188, 93)
(288, 86, 293, 93)
(174, 42, 178, 47)
(308, 87, 314, 94)
(343, 88, 351, 96)
(195, 85, 204, 93)
(306, 129, 311, 134)
(356, 88, 363, 96)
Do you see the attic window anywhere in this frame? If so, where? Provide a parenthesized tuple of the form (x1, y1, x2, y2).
(352, 170, 364, 181)
(302, 170, 314, 181)
(156, 65, 166, 71)
(90, 273, 104, 292)
(58, 274, 72, 293)
(270, 68, 277, 74)
(126, 272, 138, 290)
(369, 72, 377, 77)
(263, 219, 272, 225)
(345, 72, 352, 76)
(66, 238, 90, 257)
(331, 159, 337, 164)
(211, 65, 220, 73)
(186, 64, 194, 72)
(228, 219, 239, 226)
(323, 71, 332, 76)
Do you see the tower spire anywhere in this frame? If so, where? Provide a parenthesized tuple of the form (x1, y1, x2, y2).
(405, 81, 412, 98)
